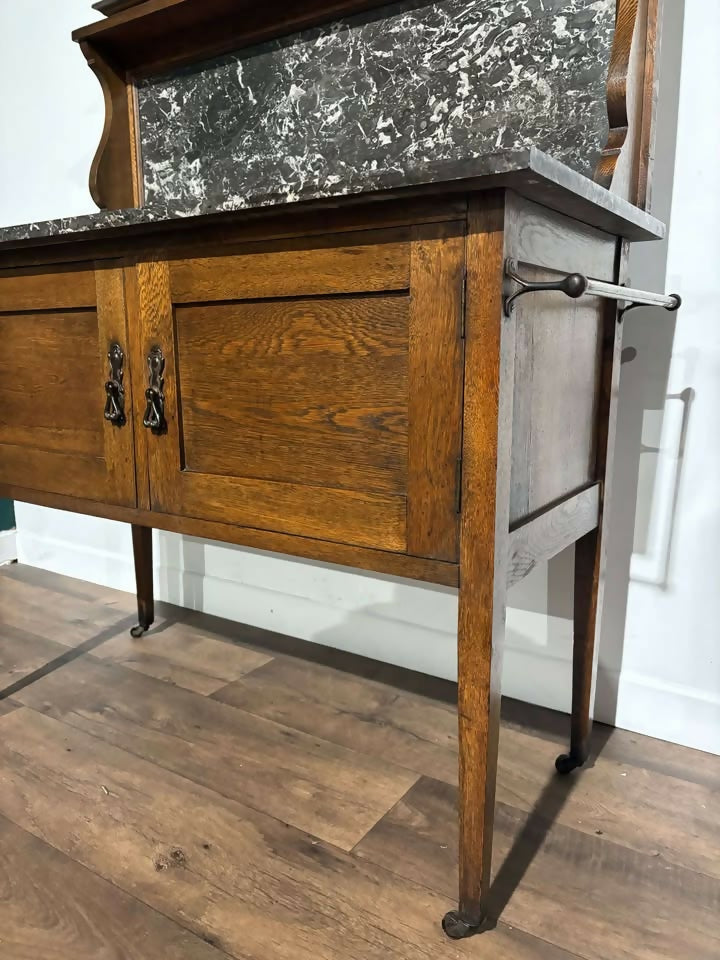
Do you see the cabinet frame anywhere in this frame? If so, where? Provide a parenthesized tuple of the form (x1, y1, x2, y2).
(0, 261, 137, 508)
(129, 221, 465, 560)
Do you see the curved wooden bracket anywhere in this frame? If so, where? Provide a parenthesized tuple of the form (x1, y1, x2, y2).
(80, 41, 141, 210)
(594, 0, 641, 189)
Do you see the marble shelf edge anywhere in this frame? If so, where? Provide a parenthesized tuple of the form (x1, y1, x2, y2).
(0, 149, 665, 256)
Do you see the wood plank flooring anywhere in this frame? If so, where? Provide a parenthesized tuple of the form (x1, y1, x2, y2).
(0, 563, 718, 960)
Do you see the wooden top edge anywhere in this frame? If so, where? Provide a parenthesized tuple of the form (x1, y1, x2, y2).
(73, 0, 394, 66)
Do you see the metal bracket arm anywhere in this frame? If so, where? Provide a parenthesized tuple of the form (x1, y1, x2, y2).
(504, 259, 682, 319)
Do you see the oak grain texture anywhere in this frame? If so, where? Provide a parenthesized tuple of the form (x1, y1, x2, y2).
(595, 0, 642, 188)
(406, 221, 464, 560)
(94, 263, 138, 506)
(453, 192, 515, 923)
(175, 295, 409, 496)
(636, 0, 662, 210)
(0, 311, 102, 458)
(0, 264, 136, 507)
(73, 0, 419, 77)
(168, 230, 410, 302)
(0, 264, 96, 311)
(0, 483, 459, 585)
(79, 41, 141, 210)
(170, 472, 408, 552)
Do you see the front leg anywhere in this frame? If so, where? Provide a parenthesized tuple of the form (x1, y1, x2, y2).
(443, 547, 507, 938)
(443, 193, 514, 938)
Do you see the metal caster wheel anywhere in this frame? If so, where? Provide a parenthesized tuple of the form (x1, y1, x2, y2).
(130, 624, 147, 639)
(442, 910, 481, 940)
(555, 752, 584, 775)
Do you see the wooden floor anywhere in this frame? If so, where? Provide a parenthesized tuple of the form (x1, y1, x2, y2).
(0, 564, 718, 960)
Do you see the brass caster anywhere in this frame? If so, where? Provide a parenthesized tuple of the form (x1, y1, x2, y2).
(442, 910, 481, 940)
(555, 752, 585, 775)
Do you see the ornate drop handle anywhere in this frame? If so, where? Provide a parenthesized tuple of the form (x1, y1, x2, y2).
(142, 346, 167, 435)
(104, 343, 126, 427)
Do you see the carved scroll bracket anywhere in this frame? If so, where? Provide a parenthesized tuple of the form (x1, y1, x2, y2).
(80, 40, 142, 211)
(594, 0, 642, 190)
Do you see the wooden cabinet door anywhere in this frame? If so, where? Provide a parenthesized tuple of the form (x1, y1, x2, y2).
(136, 224, 464, 558)
(0, 262, 136, 507)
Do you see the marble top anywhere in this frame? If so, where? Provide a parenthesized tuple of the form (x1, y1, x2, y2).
(0, 148, 665, 251)
(137, 0, 616, 211)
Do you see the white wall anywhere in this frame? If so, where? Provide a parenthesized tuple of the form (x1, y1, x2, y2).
(2, 0, 717, 754)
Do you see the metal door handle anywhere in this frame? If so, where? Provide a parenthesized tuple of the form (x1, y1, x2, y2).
(142, 346, 167, 435)
(104, 343, 126, 427)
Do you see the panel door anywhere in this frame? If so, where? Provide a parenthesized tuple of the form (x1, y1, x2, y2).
(0, 262, 136, 506)
(136, 224, 464, 558)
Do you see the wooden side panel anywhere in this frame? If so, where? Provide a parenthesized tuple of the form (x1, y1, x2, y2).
(505, 193, 617, 526)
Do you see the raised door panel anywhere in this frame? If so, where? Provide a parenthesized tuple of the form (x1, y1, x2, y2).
(137, 223, 464, 558)
(0, 263, 136, 507)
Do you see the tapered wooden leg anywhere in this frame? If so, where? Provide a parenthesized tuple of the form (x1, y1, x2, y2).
(556, 275, 623, 776)
(556, 526, 602, 774)
(443, 572, 506, 939)
(443, 194, 513, 939)
(130, 524, 154, 638)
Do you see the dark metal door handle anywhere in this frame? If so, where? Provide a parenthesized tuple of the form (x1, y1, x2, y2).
(104, 343, 126, 427)
(142, 346, 167, 435)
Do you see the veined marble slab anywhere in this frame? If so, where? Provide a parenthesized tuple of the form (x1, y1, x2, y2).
(0, 150, 665, 249)
(137, 0, 616, 214)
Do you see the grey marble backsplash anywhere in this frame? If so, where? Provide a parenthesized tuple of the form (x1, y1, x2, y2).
(136, 0, 615, 214)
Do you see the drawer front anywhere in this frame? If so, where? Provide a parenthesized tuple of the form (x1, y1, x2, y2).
(137, 224, 464, 557)
(0, 264, 136, 507)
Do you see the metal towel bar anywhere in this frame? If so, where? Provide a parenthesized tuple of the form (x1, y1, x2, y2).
(504, 259, 682, 319)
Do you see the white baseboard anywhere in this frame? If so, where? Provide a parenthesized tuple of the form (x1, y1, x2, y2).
(15, 523, 720, 757)
(0, 529, 17, 566)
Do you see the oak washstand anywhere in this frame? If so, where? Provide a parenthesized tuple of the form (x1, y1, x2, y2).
(0, 0, 678, 938)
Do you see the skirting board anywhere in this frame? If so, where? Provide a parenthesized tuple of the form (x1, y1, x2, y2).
(0, 529, 17, 566)
(14, 521, 720, 757)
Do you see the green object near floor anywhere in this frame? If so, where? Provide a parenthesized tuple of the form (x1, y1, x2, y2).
(0, 500, 15, 532)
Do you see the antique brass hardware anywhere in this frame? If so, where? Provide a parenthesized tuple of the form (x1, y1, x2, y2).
(104, 343, 126, 427)
(142, 346, 167, 435)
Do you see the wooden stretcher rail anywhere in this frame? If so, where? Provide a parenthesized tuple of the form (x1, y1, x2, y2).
(507, 484, 601, 589)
